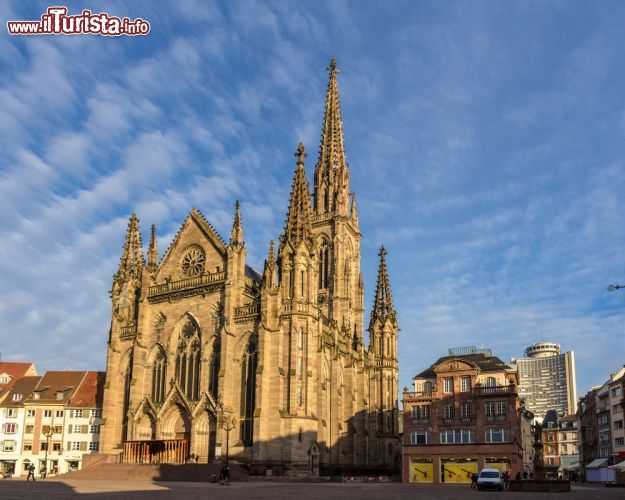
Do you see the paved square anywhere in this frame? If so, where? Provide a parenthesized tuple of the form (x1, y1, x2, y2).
(0, 480, 622, 500)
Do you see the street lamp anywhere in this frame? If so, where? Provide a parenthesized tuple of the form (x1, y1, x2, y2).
(607, 284, 625, 291)
(217, 403, 236, 467)
(42, 426, 54, 479)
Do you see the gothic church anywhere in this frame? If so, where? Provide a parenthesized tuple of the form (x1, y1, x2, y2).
(100, 58, 400, 474)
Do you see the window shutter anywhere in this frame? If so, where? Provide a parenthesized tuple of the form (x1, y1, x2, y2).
(80, 441, 87, 451)
(82, 425, 88, 434)
(68, 426, 72, 434)
(66, 441, 71, 451)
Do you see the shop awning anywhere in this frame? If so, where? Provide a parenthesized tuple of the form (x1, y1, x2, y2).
(587, 458, 608, 468)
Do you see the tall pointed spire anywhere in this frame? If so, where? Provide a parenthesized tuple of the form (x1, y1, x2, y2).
(263, 239, 277, 289)
(147, 224, 158, 273)
(369, 246, 397, 327)
(314, 56, 350, 214)
(283, 143, 314, 246)
(230, 200, 244, 249)
(116, 214, 144, 282)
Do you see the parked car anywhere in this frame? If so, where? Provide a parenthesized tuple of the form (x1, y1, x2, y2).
(476, 468, 504, 491)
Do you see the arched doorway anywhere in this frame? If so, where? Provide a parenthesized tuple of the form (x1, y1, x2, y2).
(173, 411, 191, 440)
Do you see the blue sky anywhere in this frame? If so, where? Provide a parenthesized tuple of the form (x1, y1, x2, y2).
(1, 1, 625, 404)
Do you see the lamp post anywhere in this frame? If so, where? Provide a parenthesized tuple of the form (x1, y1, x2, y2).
(42, 426, 54, 479)
(217, 403, 236, 467)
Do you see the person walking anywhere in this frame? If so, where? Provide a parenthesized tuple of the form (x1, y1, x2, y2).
(26, 463, 36, 481)
(470, 472, 478, 489)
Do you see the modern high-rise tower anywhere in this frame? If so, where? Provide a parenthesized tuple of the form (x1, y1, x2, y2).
(510, 342, 577, 422)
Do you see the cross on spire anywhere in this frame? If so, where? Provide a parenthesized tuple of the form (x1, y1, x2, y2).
(315, 56, 350, 214)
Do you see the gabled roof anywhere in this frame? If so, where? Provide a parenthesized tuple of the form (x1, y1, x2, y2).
(413, 353, 511, 379)
(26, 371, 87, 404)
(70, 371, 105, 408)
(0, 362, 36, 402)
(156, 208, 227, 277)
(1, 376, 41, 407)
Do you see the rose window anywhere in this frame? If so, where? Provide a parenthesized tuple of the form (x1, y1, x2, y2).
(180, 246, 206, 277)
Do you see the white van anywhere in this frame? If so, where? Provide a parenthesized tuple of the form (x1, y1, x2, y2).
(476, 468, 504, 491)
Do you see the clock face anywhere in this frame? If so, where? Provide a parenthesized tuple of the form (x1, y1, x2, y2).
(180, 245, 206, 277)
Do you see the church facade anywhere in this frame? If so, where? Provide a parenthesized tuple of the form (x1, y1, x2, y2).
(100, 58, 400, 475)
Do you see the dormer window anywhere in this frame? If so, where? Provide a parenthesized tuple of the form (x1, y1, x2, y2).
(0, 375, 9, 384)
(12, 394, 22, 402)
(33, 393, 40, 400)
(56, 391, 64, 400)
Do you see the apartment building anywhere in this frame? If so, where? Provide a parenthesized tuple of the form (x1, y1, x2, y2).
(0, 370, 104, 477)
(402, 346, 523, 484)
(541, 410, 579, 479)
(578, 366, 625, 481)
(0, 362, 37, 403)
(0, 376, 40, 476)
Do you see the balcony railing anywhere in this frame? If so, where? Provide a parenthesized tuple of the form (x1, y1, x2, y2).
(411, 418, 430, 425)
(474, 384, 516, 397)
(235, 303, 260, 318)
(120, 324, 137, 339)
(403, 391, 436, 401)
(147, 271, 226, 299)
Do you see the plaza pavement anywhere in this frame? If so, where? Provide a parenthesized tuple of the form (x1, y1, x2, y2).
(0, 479, 622, 500)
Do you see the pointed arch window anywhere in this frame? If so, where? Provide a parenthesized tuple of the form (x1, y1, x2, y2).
(122, 352, 133, 442)
(209, 336, 221, 399)
(240, 333, 259, 447)
(175, 319, 201, 401)
(151, 350, 167, 404)
(318, 244, 330, 290)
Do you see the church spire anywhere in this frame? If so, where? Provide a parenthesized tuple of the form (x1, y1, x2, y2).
(263, 239, 277, 289)
(369, 246, 397, 328)
(314, 56, 350, 214)
(283, 143, 314, 246)
(147, 224, 158, 273)
(116, 214, 144, 282)
(230, 200, 244, 249)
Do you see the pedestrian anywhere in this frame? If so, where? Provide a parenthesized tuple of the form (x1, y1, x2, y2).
(26, 463, 36, 481)
(224, 465, 230, 485)
(219, 465, 226, 485)
(503, 470, 510, 489)
(515, 471, 521, 481)
(470, 472, 478, 489)
(523, 470, 528, 480)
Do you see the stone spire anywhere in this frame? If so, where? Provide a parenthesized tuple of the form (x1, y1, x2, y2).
(116, 214, 144, 282)
(369, 246, 397, 327)
(283, 143, 314, 246)
(147, 224, 158, 273)
(350, 193, 358, 221)
(314, 56, 350, 214)
(230, 200, 244, 249)
(263, 239, 277, 289)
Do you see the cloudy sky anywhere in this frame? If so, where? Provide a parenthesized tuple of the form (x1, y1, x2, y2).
(1, 1, 625, 404)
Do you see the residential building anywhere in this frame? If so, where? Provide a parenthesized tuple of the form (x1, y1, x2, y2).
(0, 376, 40, 476)
(510, 342, 576, 422)
(608, 373, 625, 464)
(402, 346, 523, 484)
(0, 371, 104, 477)
(0, 362, 37, 403)
(100, 58, 400, 475)
(541, 410, 579, 479)
(577, 366, 625, 481)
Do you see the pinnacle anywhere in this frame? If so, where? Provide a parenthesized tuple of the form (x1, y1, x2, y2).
(283, 143, 314, 246)
(370, 245, 396, 327)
